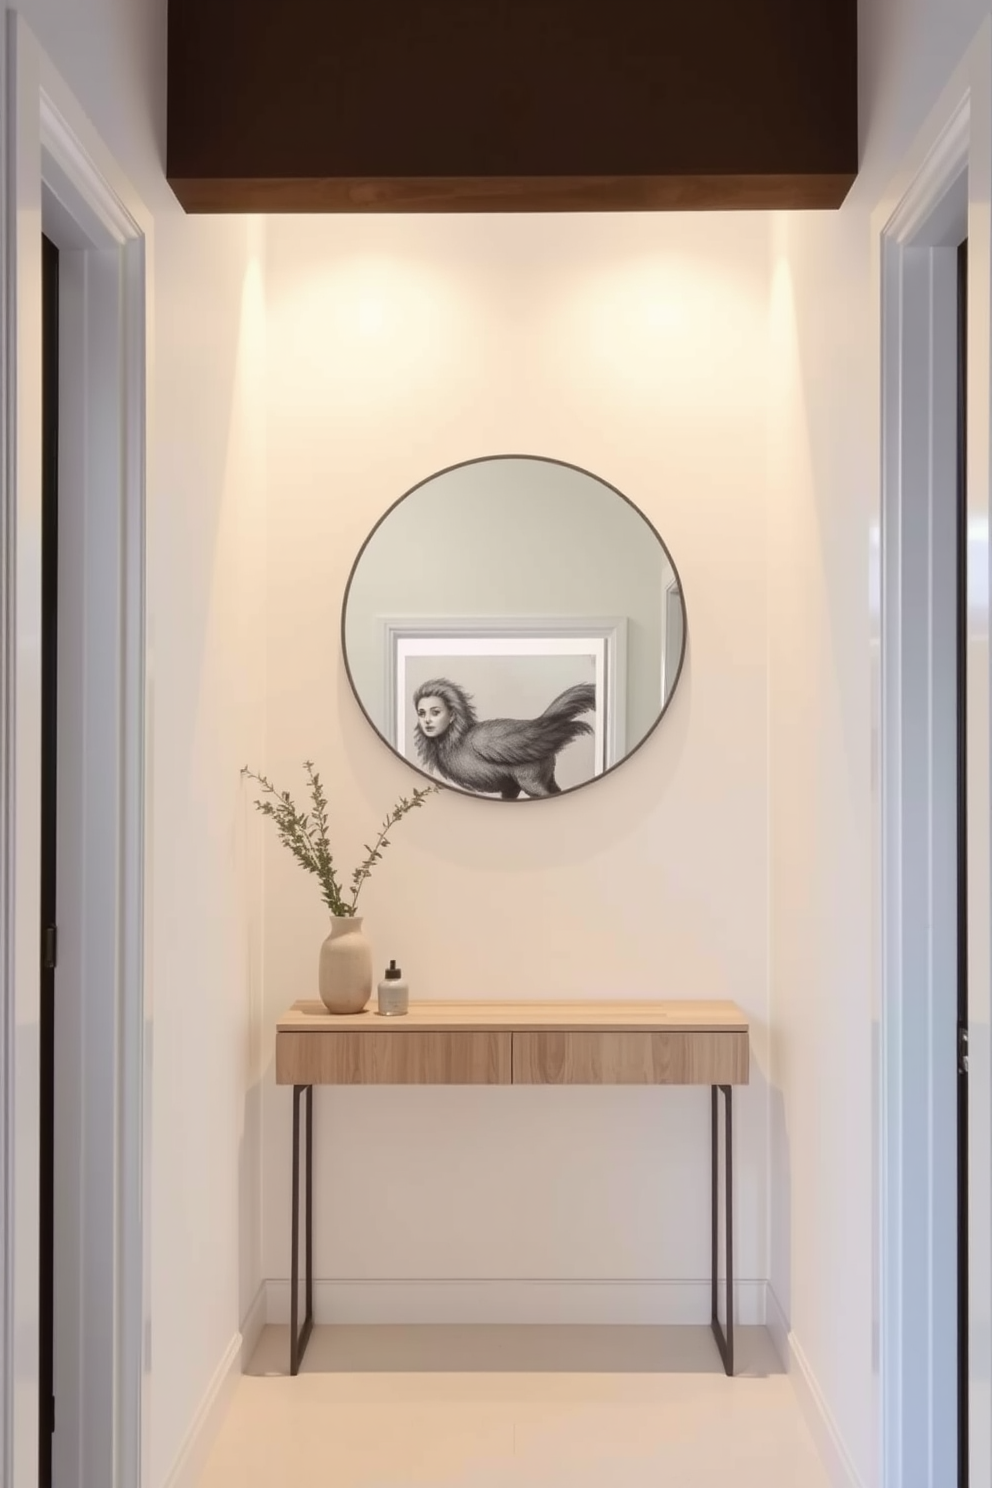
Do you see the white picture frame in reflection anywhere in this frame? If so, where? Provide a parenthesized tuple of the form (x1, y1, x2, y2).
(381, 617, 627, 799)
(661, 578, 684, 707)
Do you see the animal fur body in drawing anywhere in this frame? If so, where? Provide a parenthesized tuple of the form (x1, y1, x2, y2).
(412, 678, 596, 798)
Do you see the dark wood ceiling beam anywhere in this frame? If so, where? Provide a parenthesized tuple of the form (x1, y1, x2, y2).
(167, 1, 858, 214)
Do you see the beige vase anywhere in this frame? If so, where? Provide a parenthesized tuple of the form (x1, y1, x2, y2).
(318, 916, 373, 1014)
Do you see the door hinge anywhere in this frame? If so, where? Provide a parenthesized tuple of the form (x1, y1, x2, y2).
(43, 925, 57, 971)
(958, 1022, 969, 1076)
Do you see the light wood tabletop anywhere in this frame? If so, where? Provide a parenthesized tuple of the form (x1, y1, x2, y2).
(275, 999, 750, 1088)
(277, 999, 749, 1033)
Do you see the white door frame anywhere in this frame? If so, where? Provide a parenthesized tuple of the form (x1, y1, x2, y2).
(874, 22, 992, 1488)
(0, 15, 152, 1488)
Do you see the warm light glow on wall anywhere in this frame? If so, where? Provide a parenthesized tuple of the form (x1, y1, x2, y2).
(555, 249, 768, 422)
(264, 223, 775, 462)
(238, 217, 268, 492)
(241, 219, 267, 369)
(641, 293, 687, 334)
(269, 247, 469, 417)
(356, 297, 385, 336)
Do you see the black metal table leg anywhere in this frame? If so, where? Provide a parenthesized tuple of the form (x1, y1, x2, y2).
(711, 1084, 734, 1376)
(290, 1084, 314, 1376)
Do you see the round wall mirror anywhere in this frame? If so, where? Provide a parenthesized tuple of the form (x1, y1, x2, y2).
(341, 455, 687, 801)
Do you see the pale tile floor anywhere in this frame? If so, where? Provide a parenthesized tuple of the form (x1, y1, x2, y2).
(199, 1325, 829, 1488)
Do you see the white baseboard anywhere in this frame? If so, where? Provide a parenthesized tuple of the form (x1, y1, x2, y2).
(162, 1332, 242, 1488)
(264, 1276, 768, 1327)
(240, 1282, 268, 1369)
(766, 1286, 865, 1488)
(766, 1280, 790, 1367)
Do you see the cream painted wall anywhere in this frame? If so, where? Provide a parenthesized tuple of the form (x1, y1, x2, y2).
(261, 216, 771, 1299)
(7, 2, 268, 1484)
(766, 207, 875, 1485)
(148, 214, 267, 1488)
(769, 4, 991, 1487)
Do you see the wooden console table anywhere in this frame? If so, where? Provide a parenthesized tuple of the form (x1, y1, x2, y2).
(275, 999, 749, 1377)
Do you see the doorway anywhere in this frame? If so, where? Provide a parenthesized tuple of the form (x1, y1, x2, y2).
(39, 232, 59, 1488)
(0, 23, 152, 1485)
(956, 234, 969, 1488)
(876, 77, 992, 1488)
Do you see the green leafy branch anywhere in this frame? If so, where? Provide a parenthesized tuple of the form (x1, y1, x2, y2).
(349, 791, 436, 906)
(241, 762, 437, 918)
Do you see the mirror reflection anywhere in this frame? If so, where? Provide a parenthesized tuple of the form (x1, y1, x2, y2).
(342, 456, 686, 800)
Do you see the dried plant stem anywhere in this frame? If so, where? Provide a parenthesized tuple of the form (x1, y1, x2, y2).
(241, 763, 437, 918)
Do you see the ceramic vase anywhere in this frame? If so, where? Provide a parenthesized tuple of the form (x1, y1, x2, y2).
(318, 915, 373, 1014)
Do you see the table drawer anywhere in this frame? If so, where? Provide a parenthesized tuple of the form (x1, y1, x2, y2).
(512, 1030, 748, 1085)
(276, 1030, 512, 1085)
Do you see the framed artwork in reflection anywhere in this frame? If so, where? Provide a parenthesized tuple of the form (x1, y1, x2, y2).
(381, 617, 627, 799)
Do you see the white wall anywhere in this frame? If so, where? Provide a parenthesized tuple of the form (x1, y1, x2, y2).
(6, 2, 267, 1484)
(767, 206, 875, 1484)
(147, 213, 267, 1487)
(261, 216, 771, 1308)
(769, 3, 991, 1486)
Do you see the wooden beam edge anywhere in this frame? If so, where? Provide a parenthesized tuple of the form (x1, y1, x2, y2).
(167, 171, 857, 214)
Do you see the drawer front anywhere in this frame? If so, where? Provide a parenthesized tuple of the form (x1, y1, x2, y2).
(512, 1030, 749, 1086)
(276, 1030, 511, 1085)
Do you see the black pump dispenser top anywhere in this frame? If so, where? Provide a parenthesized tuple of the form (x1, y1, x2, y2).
(385, 960, 402, 980)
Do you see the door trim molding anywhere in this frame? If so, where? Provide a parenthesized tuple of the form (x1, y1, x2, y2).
(0, 16, 152, 1487)
(873, 21, 992, 1487)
